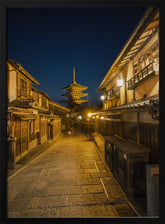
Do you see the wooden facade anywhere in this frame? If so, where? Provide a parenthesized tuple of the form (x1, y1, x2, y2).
(7, 59, 70, 164)
(94, 116, 159, 164)
(95, 7, 159, 165)
(89, 8, 160, 214)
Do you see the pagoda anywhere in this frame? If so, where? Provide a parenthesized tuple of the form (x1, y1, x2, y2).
(61, 67, 88, 108)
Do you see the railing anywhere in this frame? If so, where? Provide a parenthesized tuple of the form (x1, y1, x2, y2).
(17, 88, 33, 99)
(128, 62, 156, 90)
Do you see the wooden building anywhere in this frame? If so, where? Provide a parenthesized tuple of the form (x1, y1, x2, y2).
(96, 7, 159, 164)
(7, 59, 70, 166)
(92, 7, 159, 214)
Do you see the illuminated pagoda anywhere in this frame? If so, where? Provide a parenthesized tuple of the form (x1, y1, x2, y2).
(62, 67, 88, 109)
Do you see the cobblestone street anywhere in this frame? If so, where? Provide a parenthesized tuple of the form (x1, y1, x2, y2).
(8, 132, 136, 217)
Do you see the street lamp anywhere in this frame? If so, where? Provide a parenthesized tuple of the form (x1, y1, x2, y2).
(88, 113, 92, 118)
(66, 112, 71, 134)
(77, 115, 82, 130)
(100, 95, 105, 110)
(88, 112, 92, 140)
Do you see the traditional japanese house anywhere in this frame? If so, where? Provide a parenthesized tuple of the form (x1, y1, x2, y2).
(31, 87, 59, 144)
(94, 7, 159, 214)
(7, 59, 40, 161)
(96, 7, 159, 164)
(61, 67, 88, 109)
(7, 59, 69, 166)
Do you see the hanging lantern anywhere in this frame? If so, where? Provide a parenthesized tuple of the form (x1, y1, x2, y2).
(117, 78, 123, 87)
(100, 95, 105, 100)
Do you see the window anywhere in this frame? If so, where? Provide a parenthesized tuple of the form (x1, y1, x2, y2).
(17, 76, 30, 98)
(33, 91, 39, 104)
(42, 96, 47, 108)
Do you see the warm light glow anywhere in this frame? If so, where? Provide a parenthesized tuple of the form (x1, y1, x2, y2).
(66, 113, 70, 118)
(117, 79, 123, 87)
(100, 116, 104, 119)
(78, 115, 82, 119)
(92, 116, 95, 119)
(101, 95, 105, 100)
(88, 113, 92, 117)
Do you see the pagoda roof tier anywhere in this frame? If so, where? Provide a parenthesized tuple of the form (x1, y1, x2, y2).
(74, 99, 88, 104)
(62, 99, 88, 104)
(62, 82, 88, 91)
(61, 92, 88, 98)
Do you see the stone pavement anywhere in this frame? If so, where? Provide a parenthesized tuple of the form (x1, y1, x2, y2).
(7, 131, 137, 218)
(8, 133, 64, 178)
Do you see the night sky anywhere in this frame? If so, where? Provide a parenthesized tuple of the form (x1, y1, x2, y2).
(7, 7, 147, 106)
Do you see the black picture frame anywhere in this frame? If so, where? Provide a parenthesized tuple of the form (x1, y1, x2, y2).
(0, 0, 164, 224)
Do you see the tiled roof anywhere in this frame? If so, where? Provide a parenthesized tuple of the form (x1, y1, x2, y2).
(62, 82, 88, 91)
(7, 59, 40, 85)
(8, 99, 34, 108)
(97, 7, 159, 92)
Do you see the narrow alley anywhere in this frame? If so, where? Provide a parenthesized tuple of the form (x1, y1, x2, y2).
(7, 131, 136, 218)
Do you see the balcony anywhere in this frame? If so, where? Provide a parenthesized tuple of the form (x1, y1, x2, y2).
(128, 62, 158, 90)
(17, 88, 33, 99)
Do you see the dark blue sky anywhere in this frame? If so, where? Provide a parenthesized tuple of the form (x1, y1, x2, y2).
(7, 7, 146, 106)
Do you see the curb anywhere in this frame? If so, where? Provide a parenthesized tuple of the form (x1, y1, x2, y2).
(8, 133, 64, 181)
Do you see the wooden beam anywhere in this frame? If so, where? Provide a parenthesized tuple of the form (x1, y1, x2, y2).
(129, 47, 140, 52)
(119, 60, 129, 65)
(138, 34, 151, 41)
(132, 42, 142, 47)
(123, 53, 136, 60)
(145, 20, 159, 32)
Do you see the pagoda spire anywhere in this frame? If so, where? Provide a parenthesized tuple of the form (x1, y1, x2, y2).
(73, 66, 76, 83)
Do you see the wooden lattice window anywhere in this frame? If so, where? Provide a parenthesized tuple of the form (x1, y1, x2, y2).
(17, 76, 31, 99)
(42, 96, 47, 108)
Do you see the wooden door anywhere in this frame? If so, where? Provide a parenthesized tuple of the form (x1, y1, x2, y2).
(14, 120, 21, 157)
(21, 120, 28, 154)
